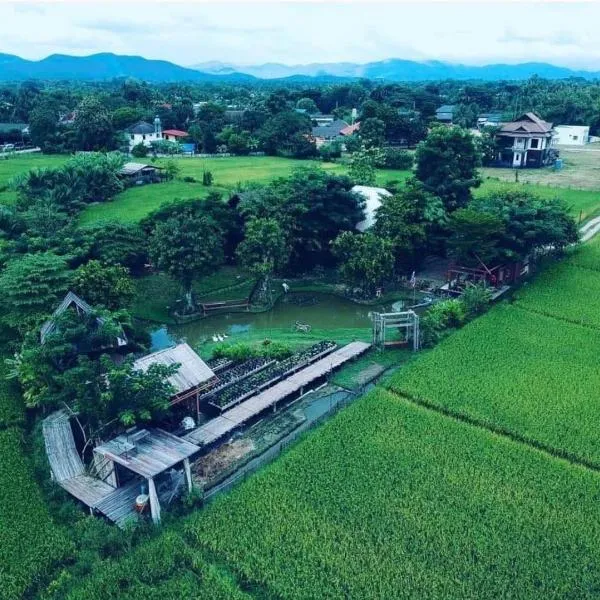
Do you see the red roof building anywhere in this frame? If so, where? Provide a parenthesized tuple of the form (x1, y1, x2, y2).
(340, 122, 360, 136)
(162, 129, 189, 142)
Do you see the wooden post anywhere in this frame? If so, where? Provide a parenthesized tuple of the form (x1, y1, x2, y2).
(183, 458, 193, 493)
(148, 477, 161, 524)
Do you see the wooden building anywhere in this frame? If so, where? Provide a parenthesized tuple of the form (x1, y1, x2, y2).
(133, 343, 218, 417)
(118, 162, 164, 185)
(495, 113, 555, 168)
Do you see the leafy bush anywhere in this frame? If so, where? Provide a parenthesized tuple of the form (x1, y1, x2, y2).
(183, 176, 198, 183)
(378, 148, 414, 170)
(319, 142, 342, 162)
(420, 299, 466, 347)
(202, 170, 213, 186)
(131, 143, 148, 158)
(461, 283, 492, 318)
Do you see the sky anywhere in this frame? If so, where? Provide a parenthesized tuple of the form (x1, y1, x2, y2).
(1, 1, 600, 69)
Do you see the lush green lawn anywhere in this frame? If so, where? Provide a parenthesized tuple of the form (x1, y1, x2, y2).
(0, 154, 70, 205)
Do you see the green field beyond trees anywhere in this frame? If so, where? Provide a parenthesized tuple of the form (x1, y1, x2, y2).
(1, 154, 599, 225)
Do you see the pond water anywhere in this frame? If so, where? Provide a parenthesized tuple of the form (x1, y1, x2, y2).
(150, 292, 407, 351)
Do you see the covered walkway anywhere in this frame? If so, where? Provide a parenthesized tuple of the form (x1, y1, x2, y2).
(185, 341, 371, 447)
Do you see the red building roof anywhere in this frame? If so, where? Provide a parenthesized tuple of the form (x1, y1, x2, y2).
(340, 122, 360, 136)
(162, 129, 188, 138)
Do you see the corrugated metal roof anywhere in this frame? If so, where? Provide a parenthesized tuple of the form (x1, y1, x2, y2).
(162, 129, 188, 137)
(311, 120, 349, 139)
(119, 162, 154, 176)
(133, 343, 215, 395)
(352, 185, 393, 232)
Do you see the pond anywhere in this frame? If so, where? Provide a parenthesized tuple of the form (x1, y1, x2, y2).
(150, 292, 411, 351)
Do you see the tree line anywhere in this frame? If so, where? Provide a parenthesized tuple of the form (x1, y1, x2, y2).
(2, 75, 600, 154)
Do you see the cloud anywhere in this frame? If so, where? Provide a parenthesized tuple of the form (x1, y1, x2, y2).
(500, 28, 579, 47)
(78, 19, 156, 35)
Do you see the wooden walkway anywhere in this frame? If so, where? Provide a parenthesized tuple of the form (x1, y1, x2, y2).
(94, 481, 142, 528)
(185, 341, 371, 447)
(43, 410, 115, 508)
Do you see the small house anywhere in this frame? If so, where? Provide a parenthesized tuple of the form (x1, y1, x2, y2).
(118, 162, 163, 185)
(310, 114, 335, 126)
(477, 113, 503, 129)
(311, 120, 350, 147)
(552, 125, 589, 146)
(161, 129, 188, 143)
(352, 185, 392, 232)
(495, 112, 555, 168)
(435, 105, 455, 123)
(126, 117, 162, 151)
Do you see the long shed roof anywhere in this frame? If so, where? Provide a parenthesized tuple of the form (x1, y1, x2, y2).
(133, 343, 216, 396)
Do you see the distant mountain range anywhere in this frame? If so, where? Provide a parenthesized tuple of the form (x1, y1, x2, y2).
(0, 53, 255, 82)
(191, 58, 600, 81)
(1, 52, 599, 83)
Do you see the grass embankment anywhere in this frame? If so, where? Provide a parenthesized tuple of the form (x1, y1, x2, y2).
(131, 267, 254, 323)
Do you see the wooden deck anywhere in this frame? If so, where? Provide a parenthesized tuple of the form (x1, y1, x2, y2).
(185, 341, 371, 446)
(94, 481, 142, 528)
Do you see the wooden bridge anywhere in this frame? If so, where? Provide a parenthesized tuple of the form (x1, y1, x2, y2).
(42, 410, 117, 508)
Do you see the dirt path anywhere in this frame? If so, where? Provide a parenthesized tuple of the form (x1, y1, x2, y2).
(580, 215, 600, 242)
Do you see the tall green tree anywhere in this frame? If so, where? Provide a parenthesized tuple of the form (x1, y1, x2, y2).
(236, 218, 290, 303)
(74, 96, 115, 151)
(359, 117, 386, 148)
(73, 260, 135, 310)
(415, 126, 481, 211)
(149, 209, 224, 311)
(0, 252, 72, 332)
(240, 168, 364, 271)
(374, 180, 446, 271)
(348, 147, 383, 185)
(332, 231, 394, 296)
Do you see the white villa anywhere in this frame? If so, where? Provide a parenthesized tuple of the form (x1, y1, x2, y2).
(125, 117, 162, 151)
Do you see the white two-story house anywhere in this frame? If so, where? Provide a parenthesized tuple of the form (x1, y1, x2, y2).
(496, 112, 554, 168)
(125, 117, 162, 152)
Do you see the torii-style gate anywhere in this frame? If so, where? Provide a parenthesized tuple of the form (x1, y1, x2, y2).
(372, 310, 420, 351)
